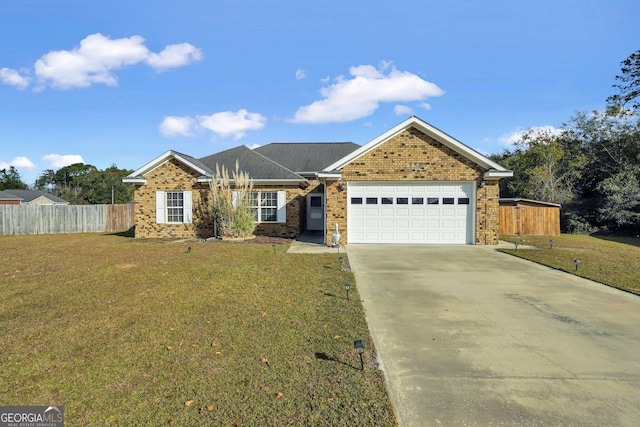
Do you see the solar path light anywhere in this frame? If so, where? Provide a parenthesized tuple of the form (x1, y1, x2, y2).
(550, 239, 554, 249)
(574, 259, 581, 271)
(344, 282, 350, 301)
(354, 340, 365, 370)
(338, 256, 343, 270)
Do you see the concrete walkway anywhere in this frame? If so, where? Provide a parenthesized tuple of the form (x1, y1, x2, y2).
(346, 244, 640, 427)
(286, 231, 346, 254)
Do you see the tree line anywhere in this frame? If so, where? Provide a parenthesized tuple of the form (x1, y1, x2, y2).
(491, 49, 640, 235)
(0, 163, 134, 205)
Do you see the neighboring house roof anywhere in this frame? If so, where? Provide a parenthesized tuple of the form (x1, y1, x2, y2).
(324, 116, 513, 179)
(0, 190, 22, 201)
(2, 190, 68, 204)
(254, 142, 360, 174)
(199, 145, 306, 183)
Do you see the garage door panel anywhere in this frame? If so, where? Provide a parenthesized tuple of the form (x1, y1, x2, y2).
(365, 219, 380, 228)
(396, 220, 410, 228)
(396, 232, 410, 241)
(442, 220, 455, 228)
(380, 208, 394, 217)
(411, 219, 425, 228)
(380, 231, 395, 240)
(348, 182, 473, 244)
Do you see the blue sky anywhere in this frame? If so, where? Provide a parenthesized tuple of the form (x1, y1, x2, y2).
(1, 0, 638, 186)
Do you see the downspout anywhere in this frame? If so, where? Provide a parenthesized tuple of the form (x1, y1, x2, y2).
(322, 178, 327, 245)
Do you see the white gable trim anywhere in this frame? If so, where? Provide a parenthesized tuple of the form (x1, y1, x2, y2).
(124, 150, 213, 183)
(324, 116, 512, 174)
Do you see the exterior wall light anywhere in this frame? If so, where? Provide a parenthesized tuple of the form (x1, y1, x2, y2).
(354, 339, 365, 370)
(478, 179, 486, 188)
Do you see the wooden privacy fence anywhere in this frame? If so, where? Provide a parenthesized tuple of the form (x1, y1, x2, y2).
(499, 198, 560, 236)
(0, 204, 134, 235)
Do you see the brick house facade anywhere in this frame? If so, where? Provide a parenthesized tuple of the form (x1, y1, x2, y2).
(324, 127, 502, 245)
(124, 117, 512, 244)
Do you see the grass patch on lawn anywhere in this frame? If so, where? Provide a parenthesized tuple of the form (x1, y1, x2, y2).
(0, 234, 397, 426)
(499, 234, 640, 295)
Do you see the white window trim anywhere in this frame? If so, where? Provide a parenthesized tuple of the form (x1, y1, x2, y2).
(233, 190, 286, 224)
(155, 191, 192, 224)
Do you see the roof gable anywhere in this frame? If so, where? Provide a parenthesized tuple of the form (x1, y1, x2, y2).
(254, 142, 360, 173)
(324, 116, 512, 176)
(124, 150, 213, 183)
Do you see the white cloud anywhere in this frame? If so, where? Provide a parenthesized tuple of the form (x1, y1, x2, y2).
(248, 143, 262, 149)
(499, 125, 564, 147)
(0, 156, 37, 170)
(18, 33, 203, 90)
(12, 156, 37, 170)
(159, 109, 266, 140)
(42, 154, 85, 169)
(197, 110, 267, 140)
(0, 68, 30, 89)
(146, 43, 203, 71)
(159, 116, 197, 137)
(289, 62, 444, 123)
(394, 105, 413, 115)
(295, 69, 307, 80)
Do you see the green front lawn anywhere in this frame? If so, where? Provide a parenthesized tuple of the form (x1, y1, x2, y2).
(500, 234, 640, 295)
(0, 234, 397, 426)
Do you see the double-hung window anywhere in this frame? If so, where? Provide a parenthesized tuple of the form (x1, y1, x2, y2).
(166, 192, 184, 223)
(156, 191, 192, 224)
(237, 190, 286, 223)
(250, 191, 278, 222)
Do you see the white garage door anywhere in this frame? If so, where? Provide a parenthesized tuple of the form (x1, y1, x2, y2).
(347, 182, 474, 244)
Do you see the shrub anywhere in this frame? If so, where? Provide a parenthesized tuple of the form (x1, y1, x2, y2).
(210, 162, 256, 238)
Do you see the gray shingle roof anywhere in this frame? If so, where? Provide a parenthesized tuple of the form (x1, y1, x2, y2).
(254, 142, 360, 173)
(199, 146, 305, 181)
(172, 151, 213, 175)
(2, 190, 67, 203)
(0, 190, 22, 200)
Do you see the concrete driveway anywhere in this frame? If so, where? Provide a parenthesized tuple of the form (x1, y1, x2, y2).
(346, 245, 640, 427)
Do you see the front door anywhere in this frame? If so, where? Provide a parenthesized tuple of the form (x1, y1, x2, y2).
(306, 194, 324, 231)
